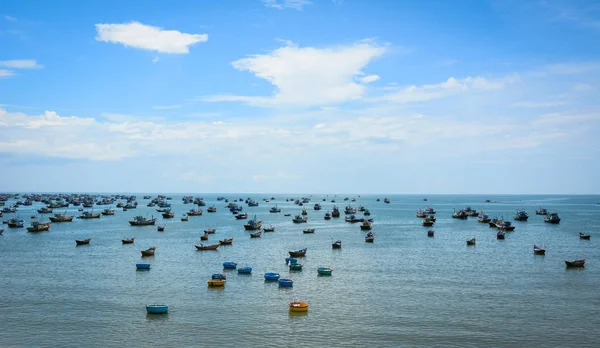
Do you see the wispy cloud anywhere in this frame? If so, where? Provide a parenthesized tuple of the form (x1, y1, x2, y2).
(202, 41, 386, 107)
(0, 59, 43, 69)
(360, 75, 380, 84)
(152, 56, 160, 63)
(4, 15, 16, 22)
(541, 0, 600, 31)
(95, 21, 208, 54)
(152, 104, 182, 110)
(263, 0, 312, 10)
(0, 69, 15, 78)
(512, 100, 569, 108)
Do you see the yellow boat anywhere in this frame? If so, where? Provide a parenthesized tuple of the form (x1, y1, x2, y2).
(289, 301, 309, 312)
(207, 279, 226, 287)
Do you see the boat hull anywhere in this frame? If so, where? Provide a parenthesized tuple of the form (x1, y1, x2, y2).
(146, 305, 168, 314)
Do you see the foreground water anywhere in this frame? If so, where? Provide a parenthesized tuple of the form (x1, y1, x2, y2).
(1, 194, 599, 347)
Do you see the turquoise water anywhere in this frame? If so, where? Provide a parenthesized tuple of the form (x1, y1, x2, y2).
(1, 194, 599, 347)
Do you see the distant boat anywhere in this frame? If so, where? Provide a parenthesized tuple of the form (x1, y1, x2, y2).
(76, 237, 92, 245)
(101, 208, 115, 216)
(278, 278, 293, 287)
(533, 245, 546, 255)
(49, 212, 74, 222)
(513, 210, 529, 221)
(26, 221, 51, 232)
(365, 232, 374, 243)
(122, 237, 135, 244)
(195, 244, 219, 250)
(427, 230, 434, 237)
(477, 210, 491, 223)
(289, 263, 303, 271)
(207, 206, 217, 213)
(317, 267, 333, 276)
(544, 213, 561, 224)
(187, 208, 203, 216)
(157, 225, 165, 232)
(181, 215, 188, 221)
(292, 215, 308, 223)
(264, 272, 280, 281)
(451, 209, 468, 219)
(497, 231, 505, 240)
(360, 220, 373, 230)
(6, 217, 24, 228)
(565, 258, 586, 268)
(223, 261, 237, 269)
(219, 237, 234, 245)
(136, 263, 151, 270)
(303, 228, 315, 234)
(129, 215, 157, 226)
(235, 213, 248, 220)
(313, 203, 322, 211)
(535, 207, 548, 215)
(78, 211, 101, 219)
(200, 232, 209, 240)
(289, 248, 307, 257)
(331, 206, 340, 218)
(289, 301, 309, 312)
(244, 215, 262, 230)
(466, 238, 476, 246)
(146, 304, 168, 314)
(269, 205, 281, 213)
(238, 266, 252, 274)
(497, 220, 516, 231)
(204, 228, 216, 234)
(37, 207, 53, 214)
(579, 232, 591, 240)
(324, 212, 332, 220)
(250, 231, 262, 238)
(161, 209, 175, 219)
(141, 246, 156, 256)
(263, 225, 275, 232)
(332, 240, 342, 249)
(422, 216, 435, 227)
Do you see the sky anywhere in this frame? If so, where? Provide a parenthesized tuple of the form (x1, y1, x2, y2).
(1, 0, 599, 194)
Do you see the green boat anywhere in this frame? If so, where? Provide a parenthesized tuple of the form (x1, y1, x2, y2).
(317, 267, 333, 276)
(289, 263, 303, 271)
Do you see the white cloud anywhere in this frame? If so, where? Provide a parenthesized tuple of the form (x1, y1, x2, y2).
(376, 75, 519, 103)
(572, 83, 595, 91)
(360, 75, 380, 84)
(152, 104, 182, 110)
(0, 69, 15, 77)
(541, 62, 600, 75)
(4, 15, 16, 22)
(202, 41, 386, 107)
(152, 56, 160, 63)
(263, 0, 311, 10)
(95, 21, 208, 54)
(0, 59, 43, 69)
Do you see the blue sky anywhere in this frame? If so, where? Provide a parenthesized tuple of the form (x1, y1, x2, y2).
(1, 0, 599, 194)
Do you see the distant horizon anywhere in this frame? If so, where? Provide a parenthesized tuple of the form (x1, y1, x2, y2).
(2, 0, 599, 193)
(2, 191, 600, 196)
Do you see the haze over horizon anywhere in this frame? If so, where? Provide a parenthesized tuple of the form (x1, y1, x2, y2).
(1, 0, 599, 194)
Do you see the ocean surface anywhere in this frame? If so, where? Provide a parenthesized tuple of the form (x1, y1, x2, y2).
(1, 194, 599, 348)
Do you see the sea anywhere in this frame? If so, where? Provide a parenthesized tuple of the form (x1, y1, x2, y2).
(1, 194, 599, 348)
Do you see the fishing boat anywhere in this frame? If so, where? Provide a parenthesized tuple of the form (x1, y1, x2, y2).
(535, 207, 548, 215)
(466, 238, 476, 246)
(422, 216, 435, 227)
(49, 212, 74, 222)
(207, 206, 217, 213)
(313, 203, 322, 211)
(157, 225, 165, 232)
(303, 228, 315, 234)
(384, 198, 390, 204)
(416, 209, 427, 218)
(289, 248, 307, 257)
(365, 232, 374, 243)
(78, 211, 101, 219)
(345, 214, 365, 223)
(363, 209, 371, 216)
(292, 215, 308, 223)
(101, 208, 115, 216)
(289, 301, 309, 312)
(565, 259, 586, 268)
(427, 230, 434, 237)
(544, 213, 561, 224)
(200, 232, 209, 240)
(146, 304, 168, 314)
(264, 272, 280, 281)
(141, 246, 156, 256)
(269, 205, 281, 213)
(235, 213, 248, 220)
(243, 215, 262, 230)
(488, 218, 499, 228)
(424, 206, 436, 215)
(195, 244, 220, 250)
(579, 232, 591, 240)
(301, 208, 308, 216)
(219, 237, 234, 245)
(129, 215, 157, 226)
(497, 220, 516, 231)
(263, 225, 275, 232)
(359, 220, 373, 230)
(332, 240, 342, 249)
(186, 208, 203, 216)
(451, 209, 468, 219)
(204, 228, 216, 234)
(317, 267, 333, 276)
(6, 217, 24, 228)
(513, 210, 529, 221)
(136, 263, 151, 270)
(284, 213, 291, 217)
(0, 229, 3, 235)
(250, 231, 262, 238)
(331, 206, 340, 218)
(223, 261, 237, 269)
(207, 279, 226, 287)
(278, 278, 293, 287)
(324, 212, 332, 220)
(533, 245, 546, 255)
(161, 209, 175, 219)
(37, 207, 53, 214)
(122, 237, 135, 244)
(477, 211, 491, 223)
(75, 237, 92, 245)
(497, 231, 505, 240)
(238, 266, 252, 274)
(181, 215, 188, 221)
(26, 221, 51, 232)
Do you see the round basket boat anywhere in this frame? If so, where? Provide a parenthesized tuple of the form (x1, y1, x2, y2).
(207, 279, 226, 287)
(289, 301, 308, 312)
(146, 304, 168, 314)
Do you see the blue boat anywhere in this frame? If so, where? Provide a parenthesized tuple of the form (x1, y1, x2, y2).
(285, 257, 298, 264)
(264, 272, 280, 281)
(223, 262, 237, 269)
(238, 266, 252, 274)
(278, 278, 294, 287)
(146, 304, 168, 314)
(212, 273, 226, 280)
(136, 263, 151, 270)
